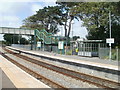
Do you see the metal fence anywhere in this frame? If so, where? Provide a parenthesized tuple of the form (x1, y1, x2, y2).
(11, 44, 120, 61)
(11, 44, 32, 50)
(70, 41, 106, 57)
(11, 44, 59, 53)
(99, 48, 120, 61)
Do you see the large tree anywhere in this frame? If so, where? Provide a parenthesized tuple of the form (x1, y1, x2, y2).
(3, 34, 29, 45)
(22, 3, 79, 37)
(3, 34, 21, 45)
(22, 6, 63, 34)
(71, 2, 120, 46)
(56, 2, 79, 37)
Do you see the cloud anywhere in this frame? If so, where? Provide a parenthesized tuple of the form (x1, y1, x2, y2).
(57, 19, 88, 38)
(31, 1, 56, 14)
(0, 2, 32, 27)
(0, 15, 21, 27)
(0, 0, 87, 39)
(0, 2, 32, 15)
(0, 2, 13, 14)
(0, 1, 56, 27)
(0, 2, 29, 27)
(0, 1, 57, 40)
(0, 0, 57, 2)
(31, 4, 43, 14)
(72, 20, 88, 38)
(0, 15, 19, 22)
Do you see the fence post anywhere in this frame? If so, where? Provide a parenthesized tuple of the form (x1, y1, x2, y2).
(83, 43, 85, 56)
(34, 30, 37, 50)
(98, 43, 100, 58)
(43, 35, 44, 51)
(31, 36, 34, 50)
(116, 47, 118, 61)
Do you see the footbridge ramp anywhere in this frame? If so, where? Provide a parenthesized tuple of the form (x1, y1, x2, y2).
(34, 29, 59, 44)
(0, 27, 59, 44)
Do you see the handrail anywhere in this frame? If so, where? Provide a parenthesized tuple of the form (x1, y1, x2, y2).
(35, 29, 52, 44)
(40, 29, 53, 36)
(34, 29, 59, 44)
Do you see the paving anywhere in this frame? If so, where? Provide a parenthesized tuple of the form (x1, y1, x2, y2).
(2, 71, 16, 88)
(9, 46, 119, 66)
(33, 50, 119, 66)
(6, 46, 119, 71)
(0, 51, 50, 88)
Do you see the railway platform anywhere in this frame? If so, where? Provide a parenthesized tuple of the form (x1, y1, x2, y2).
(7, 46, 119, 70)
(0, 54, 50, 89)
(6, 46, 120, 83)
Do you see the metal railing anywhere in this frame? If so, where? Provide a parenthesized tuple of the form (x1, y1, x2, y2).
(0, 27, 34, 35)
(99, 48, 120, 61)
(35, 29, 59, 44)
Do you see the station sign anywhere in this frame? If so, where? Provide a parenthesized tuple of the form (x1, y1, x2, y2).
(37, 41, 41, 48)
(58, 41, 64, 49)
(106, 38, 114, 44)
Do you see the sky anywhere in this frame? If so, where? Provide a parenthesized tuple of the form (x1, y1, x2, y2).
(0, 0, 88, 40)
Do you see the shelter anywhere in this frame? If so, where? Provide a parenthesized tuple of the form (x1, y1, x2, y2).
(70, 39, 106, 57)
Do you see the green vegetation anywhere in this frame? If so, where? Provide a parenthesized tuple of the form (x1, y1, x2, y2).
(71, 2, 120, 46)
(72, 36, 80, 41)
(22, 3, 79, 37)
(66, 50, 72, 55)
(100, 48, 120, 61)
(22, 2, 120, 47)
(3, 34, 29, 45)
(22, 6, 63, 34)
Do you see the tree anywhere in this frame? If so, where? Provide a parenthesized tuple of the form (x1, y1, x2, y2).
(71, 2, 120, 46)
(3, 34, 21, 45)
(3, 34, 29, 45)
(22, 6, 63, 34)
(36, 6, 63, 33)
(22, 3, 79, 37)
(72, 36, 80, 41)
(20, 38, 29, 45)
(56, 2, 79, 37)
(21, 15, 44, 30)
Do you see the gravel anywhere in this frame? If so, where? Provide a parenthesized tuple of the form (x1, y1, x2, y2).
(21, 53, 118, 82)
(5, 53, 98, 88)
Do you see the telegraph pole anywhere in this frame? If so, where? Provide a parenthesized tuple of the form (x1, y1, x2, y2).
(71, 20, 74, 40)
(109, 11, 112, 60)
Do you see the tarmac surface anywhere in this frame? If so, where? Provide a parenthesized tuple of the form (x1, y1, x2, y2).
(2, 71, 16, 88)
(33, 50, 119, 66)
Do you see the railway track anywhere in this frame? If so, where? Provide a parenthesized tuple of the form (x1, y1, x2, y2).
(4, 47, 120, 89)
(0, 50, 66, 89)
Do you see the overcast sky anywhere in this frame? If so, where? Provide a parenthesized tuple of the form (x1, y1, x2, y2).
(0, 0, 88, 40)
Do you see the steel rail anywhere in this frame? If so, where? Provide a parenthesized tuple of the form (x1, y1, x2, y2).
(0, 50, 66, 89)
(4, 47, 120, 89)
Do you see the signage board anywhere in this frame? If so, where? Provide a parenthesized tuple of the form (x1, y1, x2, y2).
(106, 38, 114, 44)
(37, 41, 41, 48)
(58, 41, 64, 49)
(77, 38, 84, 42)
